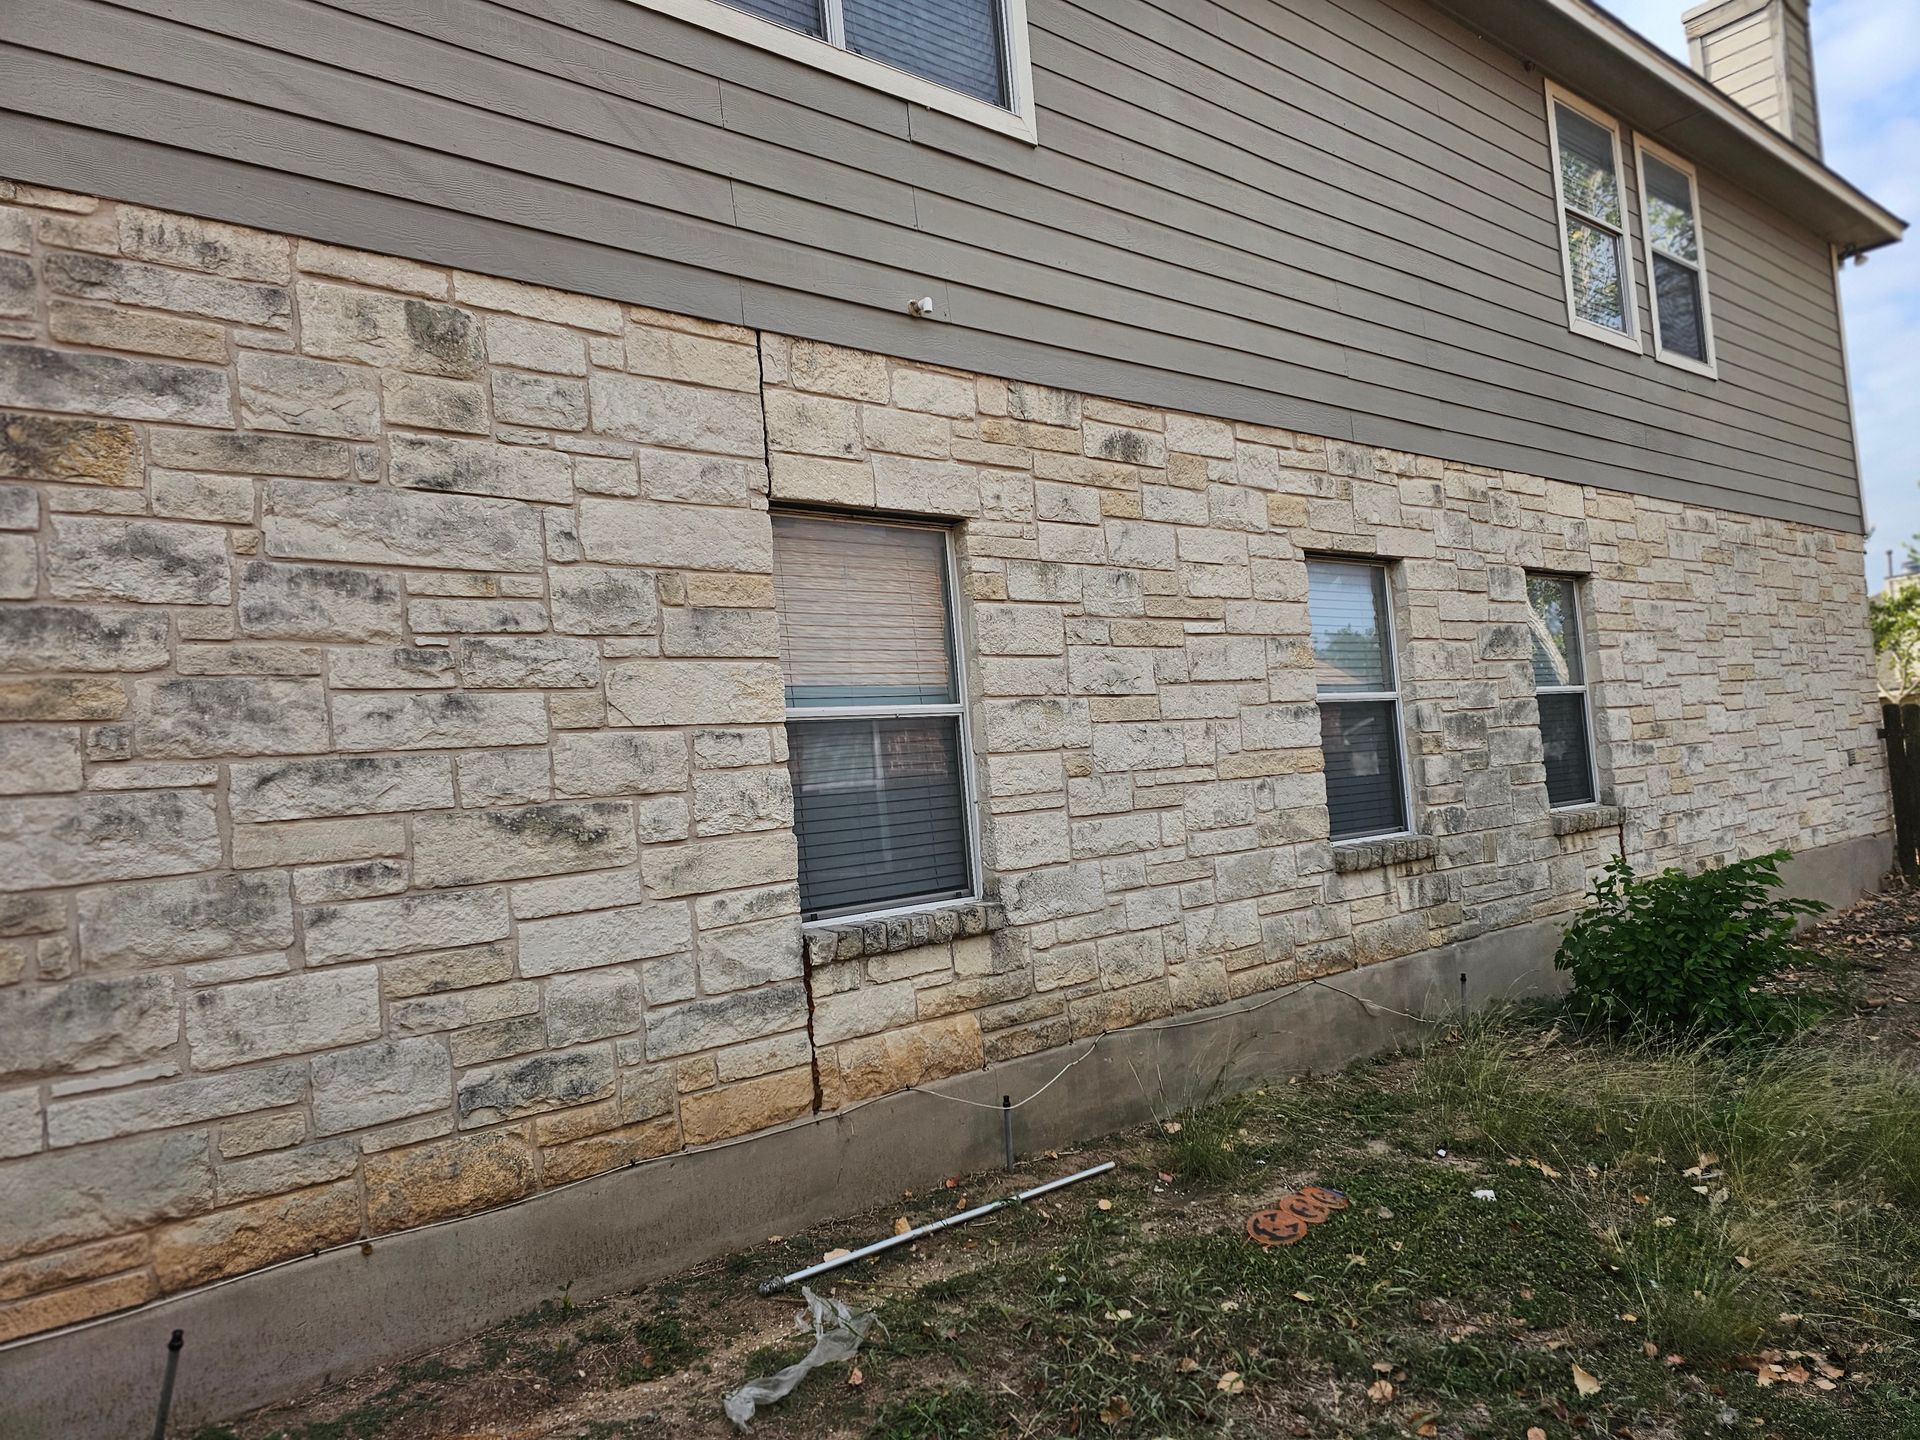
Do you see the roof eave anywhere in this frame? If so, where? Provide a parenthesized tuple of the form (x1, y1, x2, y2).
(1429, 0, 1906, 252)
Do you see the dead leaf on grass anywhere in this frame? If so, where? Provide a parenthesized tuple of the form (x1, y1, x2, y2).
(1366, 1379, 1394, 1404)
(847, 1366, 864, 1388)
(1572, 1363, 1603, 1397)
(1216, 1371, 1244, 1394)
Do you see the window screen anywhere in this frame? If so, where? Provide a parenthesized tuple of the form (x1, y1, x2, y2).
(772, 513, 975, 921)
(1308, 559, 1409, 842)
(1639, 148, 1714, 367)
(715, 0, 1011, 112)
(1549, 96, 1635, 340)
(1525, 574, 1599, 808)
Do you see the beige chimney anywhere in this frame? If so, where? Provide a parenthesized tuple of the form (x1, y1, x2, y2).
(1682, 0, 1823, 157)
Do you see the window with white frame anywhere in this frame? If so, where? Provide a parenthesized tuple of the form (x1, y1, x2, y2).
(1545, 83, 1641, 351)
(1307, 559, 1410, 842)
(643, 0, 1035, 140)
(771, 512, 978, 922)
(1635, 138, 1717, 376)
(1524, 574, 1599, 809)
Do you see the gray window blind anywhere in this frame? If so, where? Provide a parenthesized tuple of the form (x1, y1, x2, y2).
(1552, 100, 1631, 336)
(1525, 574, 1597, 809)
(1642, 152, 1711, 364)
(842, 0, 1007, 105)
(771, 513, 974, 921)
(717, 0, 825, 38)
(1308, 559, 1408, 842)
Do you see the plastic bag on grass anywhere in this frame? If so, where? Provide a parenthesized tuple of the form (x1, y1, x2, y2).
(723, 1286, 880, 1428)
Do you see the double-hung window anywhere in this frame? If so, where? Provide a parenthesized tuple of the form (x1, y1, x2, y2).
(771, 512, 978, 922)
(654, 0, 1035, 140)
(1635, 138, 1718, 376)
(1307, 559, 1411, 842)
(1545, 83, 1641, 352)
(1525, 574, 1599, 809)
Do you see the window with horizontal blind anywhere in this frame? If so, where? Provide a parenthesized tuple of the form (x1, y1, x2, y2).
(1307, 559, 1411, 842)
(772, 512, 977, 921)
(1634, 137, 1718, 377)
(1545, 82, 1642, 353)
(673, 0, 1031, 137)
(1525, 574, 1599, 809)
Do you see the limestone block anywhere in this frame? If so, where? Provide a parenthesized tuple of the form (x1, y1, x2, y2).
(679, 1067, 811, 1145)
(813, 979, 918, 1045)
(331, 691, 547, 751)
(390, 433, 572, 503)
(391, 981, 540, 1035)
(457, 1047, 615, 1125)
(829, 1015, 984, 1104)
(118, 207, 291, 282)
(660, 605, 780, 658)
(578, 497, 772, 572)
(49, 301, 228, 364)
(236, 560, 402, 642)
(0, 791, 220, 888)
(184, 967, 382, 1069)
(310, 1036, 453, 1135)
(364, 1131, 536, 1232)
(516, 904, 692, 976)
(975, 604, 1065, 656)
(605, 659, 782, 727)
(148, 429, 351, 479)
(214, 1138, 361, 1205)
(46, 1063, 306, 1149)
(238, 352, 379, 439)
(412, 802, 636, 889)
(132, 677, 328, 757)
(230, 816, 405, 870)
(0, 409, 141, 487)
(546, 969, 645, 1046)
(382, 372, 487, 434)
(510, 868, 646, 922)
(151, 1180, 360, 1290)
(643, 980, 808, 1059)
(0, 973, 177, 1083)
(454, 636, 599, 689)
(228, 753, 454, 821)
(295, 281, 483, 377)
(265, 478, 545, 571)
(381, 940, 517, 998)
(76, 870, 292, 969)
(298, 240, 446, 297)
(550, 730, 687, 798)
(456, 748, 553, 806)
(45, 517, 231, 605)
(0, 482, 35, 530)
(302, 888, 510, 966)
(453, 272, 622, 332)
(640, 832, 799, 897)
(697, 917, 803, 993)
(0, 725, 83, 795)
(637, 451, 762, 505)
(981, 696, 1092, 753)
(491, 370, 587, 430)
(548, 565, 659, 636)
(484, 313, 585, 374)
(45, 252, 290, 328)
(148, 469, 255, 524)
(587, 372, 763, 455)
(0, 1132, 213, 1263)
(689, 767, 793, 836)
(0, 605, 168, 673)
(327, 645, 456, 690)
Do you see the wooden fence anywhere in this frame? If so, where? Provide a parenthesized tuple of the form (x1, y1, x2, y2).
(1881, 703, 1920, 878)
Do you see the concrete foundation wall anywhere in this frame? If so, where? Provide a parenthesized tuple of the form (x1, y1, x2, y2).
(0, 185, 1894, 1398)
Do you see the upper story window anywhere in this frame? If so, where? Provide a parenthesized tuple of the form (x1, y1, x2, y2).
(1307, 559, 1412, 843)
(642, 0, 1037, 142)
(1524, 574, 1599, 809)
(1544, 83, 1642, 354)
(1635, 138, 1718, 377)
(771, 512, 979, 922)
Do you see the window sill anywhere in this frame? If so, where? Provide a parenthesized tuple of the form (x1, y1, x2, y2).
(802, 899, 1003, 965)
(1551, 804, 1625, 837)
(1331, 834, 1437, 873)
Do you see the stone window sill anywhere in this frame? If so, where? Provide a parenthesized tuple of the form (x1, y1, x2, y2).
(1331, 834, 1437, 873)
(1551, 804, 1625, 837)
(802, 899, 1003, 966)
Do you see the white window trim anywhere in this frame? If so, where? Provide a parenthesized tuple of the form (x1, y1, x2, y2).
(1309, 559, 1418, 847)
(1543, 80, 1644, 355)
(1632, 134, 1720, 380)
(1527, 574, 1601, 811)
(626, 0, 1038, 144)
(777, 515, 984, 927)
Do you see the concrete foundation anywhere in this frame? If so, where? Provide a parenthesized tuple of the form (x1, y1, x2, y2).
(0, 828, 1886, 1439)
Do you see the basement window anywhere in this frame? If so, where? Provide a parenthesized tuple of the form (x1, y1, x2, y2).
(1525, 573, 1599, 809)
(636, 0, 1037, 142)
(1634, 137, 1718, 378)
(772, 512, 980, 923)
(1544, 82, 1642, 354)
(1307, 558, 1413, 843)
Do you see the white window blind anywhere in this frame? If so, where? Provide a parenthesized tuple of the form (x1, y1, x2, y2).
(1546, 85, 1640, 351)
(1636, 142, 1717, 374)
(1307, 559, 1410, 842)
(1525, 574, 1599, 808)
(718, 0, 1009, 108)
(771, 513, 976, 921)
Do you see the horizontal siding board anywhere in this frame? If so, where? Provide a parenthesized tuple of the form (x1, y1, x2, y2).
(0, 0, 1865, 530)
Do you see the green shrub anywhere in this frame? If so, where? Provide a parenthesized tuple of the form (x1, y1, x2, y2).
(1556, 849, 1824, 1038)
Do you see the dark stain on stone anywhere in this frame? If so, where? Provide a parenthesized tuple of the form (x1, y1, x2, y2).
(402, 300, 482, 375)
(480, 803, 619, 851)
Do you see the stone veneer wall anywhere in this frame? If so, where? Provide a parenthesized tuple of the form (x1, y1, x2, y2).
(0, 186, 1890, 1344)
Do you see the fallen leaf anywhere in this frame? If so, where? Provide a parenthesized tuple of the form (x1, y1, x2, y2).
(1371, 1361, 1396, 1374)
(1643, 1342, 1658, 1358)
(1098, 1395, 1132, 1425)
(1176, 1357, 1200, 1372)
(1216, 1371, 1244, 1394)
(892, 1217, 911, 1237)
(823, 1247, 852, 1262)
(1219, 1300, 1240, 1313)
(1366, 1378, 1394, 1404)
(1528, 1429, 1548, 1440)
(1158, 1171, 1174, 1184)
(1292, 1290, 1314, 1303)
(846, 1366, 864, 1388)
(1814, 1377, 1838, 1391)
(1097, 1199, 1113, 1211)
(1417, 1425, 1438, 1438)
(1734, 1256, 1752, 1269)
(1779, 1312, 1804, 1324)
(1163, 1121, 1183, 1134)
(1619, 1313, 1638, 1323)
(1572, 1363, 1603, 1397)
(1654, 1215, 1678, 1228)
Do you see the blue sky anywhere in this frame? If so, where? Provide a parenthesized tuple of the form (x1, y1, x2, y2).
(1603, 0, 1917, 587)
